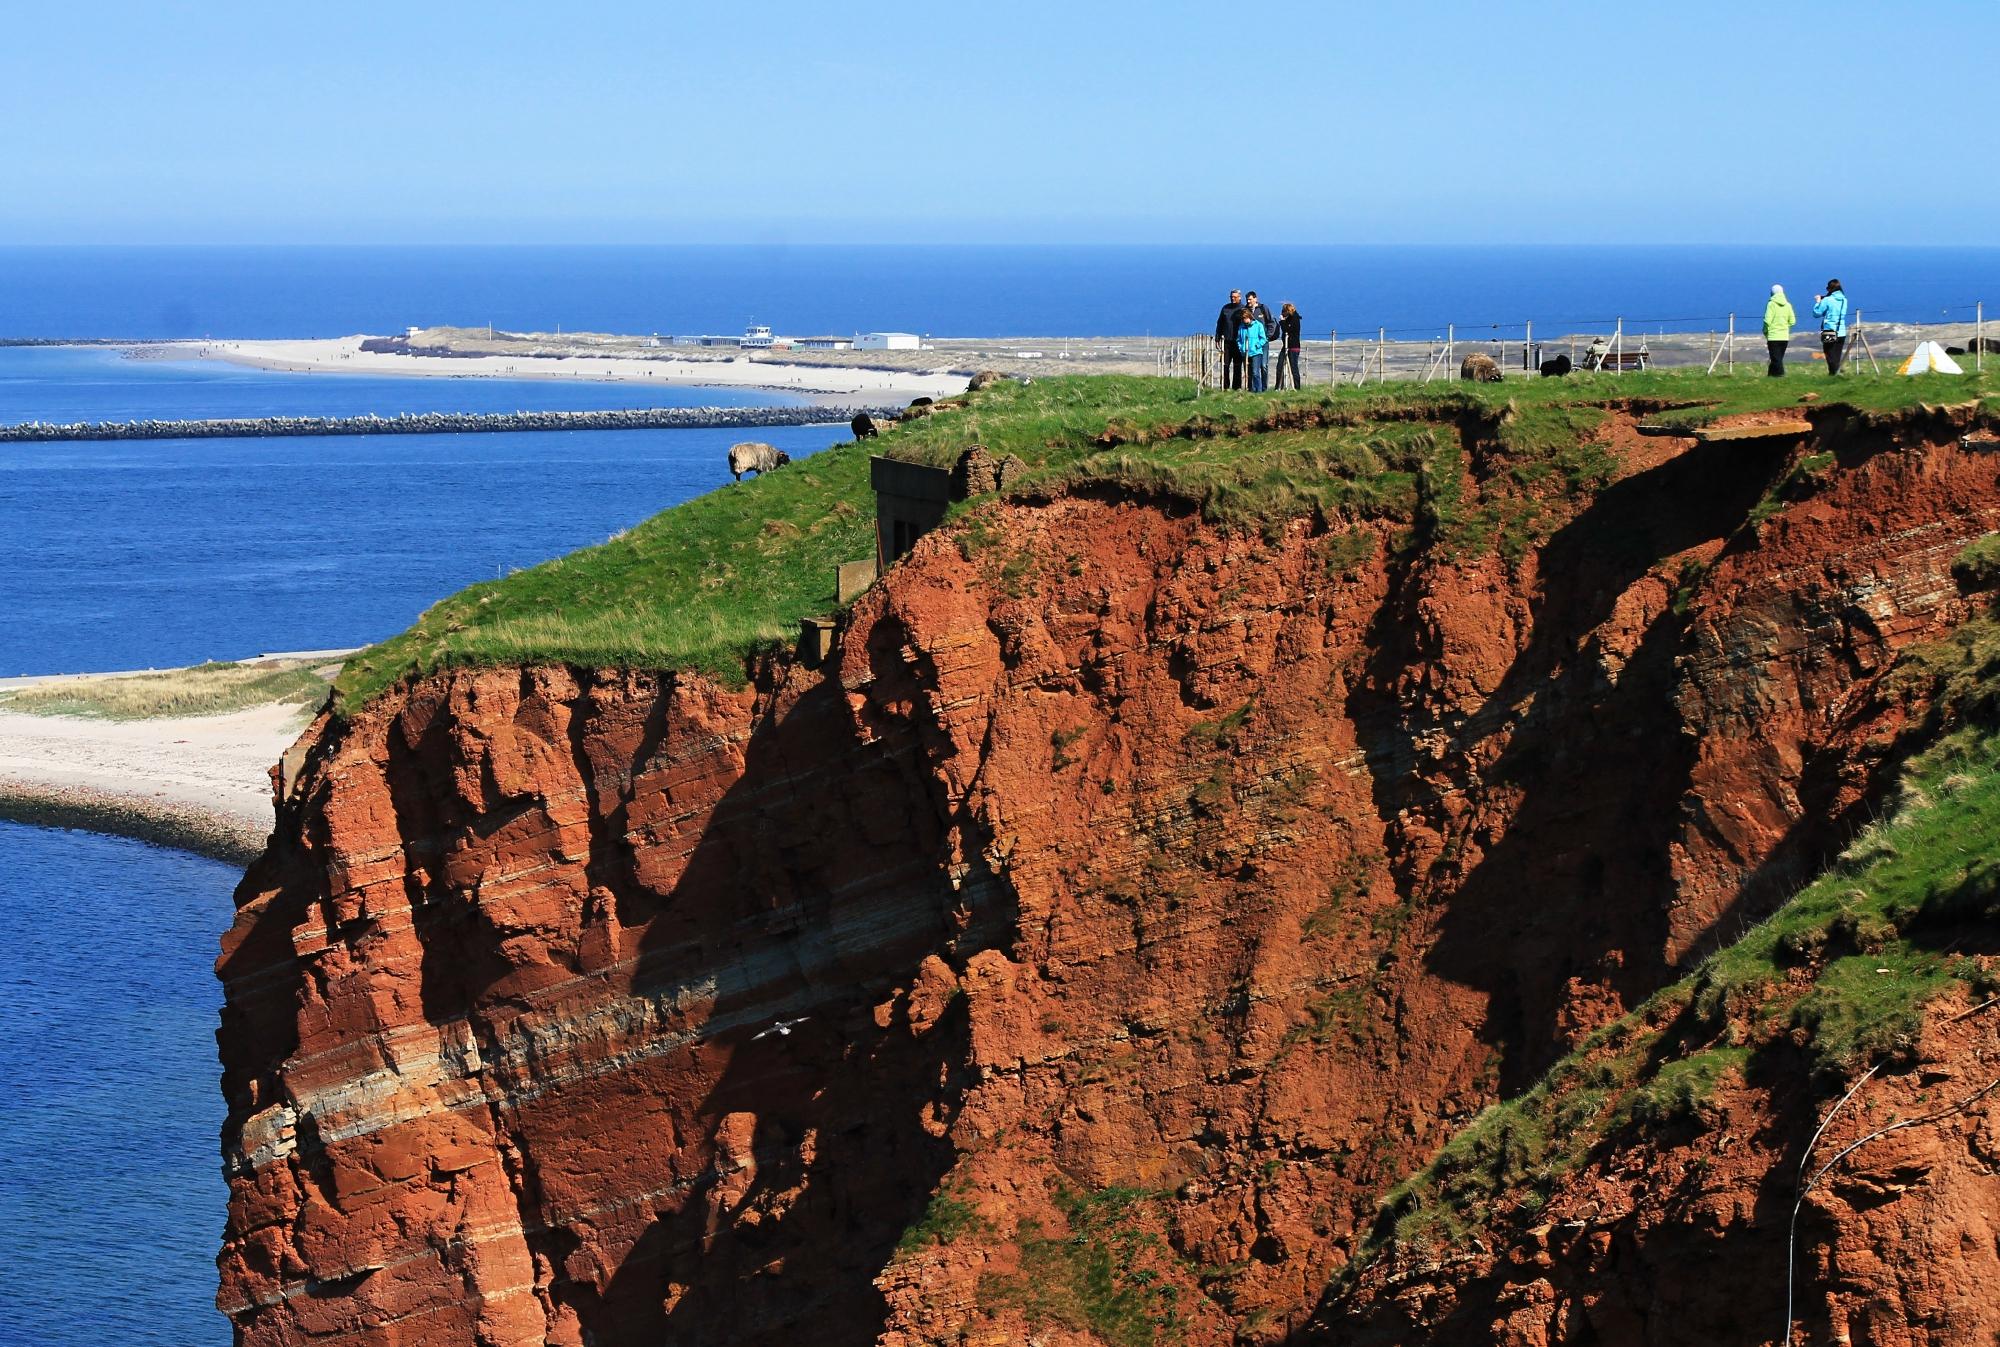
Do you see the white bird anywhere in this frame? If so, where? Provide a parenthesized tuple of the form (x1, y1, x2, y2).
(751, 1016, 810, 1041)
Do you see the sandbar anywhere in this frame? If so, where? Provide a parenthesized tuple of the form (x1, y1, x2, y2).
(177, 336, 972, 404)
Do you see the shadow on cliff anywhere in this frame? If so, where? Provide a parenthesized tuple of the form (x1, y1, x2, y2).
(561, 622, 1013, 1347)
(1350, 434, 1793, 1093)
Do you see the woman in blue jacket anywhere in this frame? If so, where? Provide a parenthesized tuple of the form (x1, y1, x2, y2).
(1239, 308, 1270, 392)
(1813, 279, 1850, 376)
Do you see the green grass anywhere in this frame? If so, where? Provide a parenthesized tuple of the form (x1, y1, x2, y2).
(894, 1179, 987, 1258)
(332, 364, 1999, 715)
(0, 660, 331, 720)
(1952, 533, 2000, 592)
(978, 1183, 1190, 1347)
(1353, 609, 2000, 1267)
(334, 444, 877, 711)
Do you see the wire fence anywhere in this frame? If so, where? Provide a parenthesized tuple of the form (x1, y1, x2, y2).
(1178, 297, 1988, 388)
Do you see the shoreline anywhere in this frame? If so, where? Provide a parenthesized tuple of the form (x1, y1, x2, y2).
(133, 319, 1993, 392)
(0, 780, 264, 865)
(0, 673, 323, 867)
(170, 336, 973, 404)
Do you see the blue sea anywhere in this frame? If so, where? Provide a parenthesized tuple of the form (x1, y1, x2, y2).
(1, 244, 1994, 340)
(0, 823, 239, 1347)
(1, 244, 1996, 1347)
(0, 347, 837, 676)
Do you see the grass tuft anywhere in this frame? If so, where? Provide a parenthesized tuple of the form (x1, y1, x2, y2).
(0, 661, 332, 720)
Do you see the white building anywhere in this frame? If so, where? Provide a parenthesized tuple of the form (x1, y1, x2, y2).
(795, 335, 853, 350)
(854, 332, 922, 351)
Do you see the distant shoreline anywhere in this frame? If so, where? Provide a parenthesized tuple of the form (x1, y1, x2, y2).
(167, 335, 973, 404)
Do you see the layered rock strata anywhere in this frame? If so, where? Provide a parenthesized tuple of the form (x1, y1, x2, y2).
(218, 409, 2000, 1345)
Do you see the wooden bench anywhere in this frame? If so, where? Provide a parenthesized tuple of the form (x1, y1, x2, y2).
(1583, 348, 1650, 373)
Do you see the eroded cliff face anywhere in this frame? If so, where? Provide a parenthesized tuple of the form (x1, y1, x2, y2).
(217, 408, 2000, 1346)
(1322, 992, 2000, 1347)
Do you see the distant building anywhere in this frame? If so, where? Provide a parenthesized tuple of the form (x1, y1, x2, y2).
(740, 325, 775, 349)
(855, 332, 922, 351)
(405, 326, 423, 338)
(796, 335, 854, 350)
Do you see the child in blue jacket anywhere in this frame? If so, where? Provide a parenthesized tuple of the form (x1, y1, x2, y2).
(1238, 309, 1270, 392)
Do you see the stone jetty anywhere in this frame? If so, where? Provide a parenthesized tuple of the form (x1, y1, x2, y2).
(0, 404, 902, 443)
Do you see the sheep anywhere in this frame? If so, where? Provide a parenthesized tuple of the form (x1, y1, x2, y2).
(1459, 353, 1504, 383)
(727, 441, 791, 482)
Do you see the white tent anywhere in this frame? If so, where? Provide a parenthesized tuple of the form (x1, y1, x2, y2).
(1899, 340, 1964, 376)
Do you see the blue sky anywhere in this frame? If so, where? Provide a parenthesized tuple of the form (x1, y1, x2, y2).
(2, 1, 1993, 244)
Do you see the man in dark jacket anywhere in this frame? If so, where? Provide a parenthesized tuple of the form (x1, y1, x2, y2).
(1215, 289, 1245, 389)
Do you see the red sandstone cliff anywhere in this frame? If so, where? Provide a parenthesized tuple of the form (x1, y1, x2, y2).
(217, 406, 2000, 1345)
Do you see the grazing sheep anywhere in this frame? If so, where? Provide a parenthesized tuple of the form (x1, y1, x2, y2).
(727, 441, 791, 482)
(1459, 353, 1504, 383)
(968, 369, 1003, 391)
(851, 412, 879, 440)
(1539, 354, 1574, 378)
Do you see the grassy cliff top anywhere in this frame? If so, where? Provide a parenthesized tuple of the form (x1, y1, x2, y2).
(333, 365, 1999, 714)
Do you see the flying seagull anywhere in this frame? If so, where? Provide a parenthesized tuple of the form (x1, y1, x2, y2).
(752, 1016, 811, 1041)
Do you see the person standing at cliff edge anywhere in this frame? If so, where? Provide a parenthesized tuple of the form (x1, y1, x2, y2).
(1275, 302, 1303, 388)
(1239, 305, 1270, 392)
(1813, 279, 1850, 376)
(1215, 289, 1246, 389)
(1762, 284, 1796, 376)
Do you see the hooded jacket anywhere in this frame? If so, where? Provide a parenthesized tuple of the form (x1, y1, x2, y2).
(1762, 293, 1796, 341)
(1813, 290, 1849, 337)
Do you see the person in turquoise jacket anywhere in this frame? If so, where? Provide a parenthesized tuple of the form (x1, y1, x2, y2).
(1813, 279, 1850, 376)
(1762, 284, 1796, 376)
(1238, 308, 1270, 392)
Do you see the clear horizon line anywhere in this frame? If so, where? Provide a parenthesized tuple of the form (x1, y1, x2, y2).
(1, 239, 1997, 251)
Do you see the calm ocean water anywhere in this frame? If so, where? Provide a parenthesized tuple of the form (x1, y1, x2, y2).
(0, 347, 839, 676)
(1, 244, 1997, 1347)
(0, 822, 237, 1347)
(0, 244, 1994, 340)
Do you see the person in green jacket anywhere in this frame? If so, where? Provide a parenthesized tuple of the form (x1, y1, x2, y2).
(1763, 284, 1796, 376)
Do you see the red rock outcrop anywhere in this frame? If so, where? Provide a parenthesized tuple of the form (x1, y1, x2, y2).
(1323, 993, 2000, 1347)
(218, 409, 2000, 1345)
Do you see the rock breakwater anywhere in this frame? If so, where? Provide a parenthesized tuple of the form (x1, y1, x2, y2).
(0, 405, 901, 443)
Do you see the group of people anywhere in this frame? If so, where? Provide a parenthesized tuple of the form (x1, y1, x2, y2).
(1213, 289, 1302, 391)
(1214, 276, 1862, 389)
(1761, 279, 1851, 377)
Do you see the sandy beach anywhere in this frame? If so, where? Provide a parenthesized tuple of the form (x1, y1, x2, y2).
(0, 663, 336, 864)
(180, 335, 973, 403)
